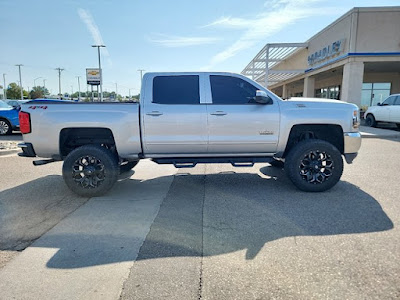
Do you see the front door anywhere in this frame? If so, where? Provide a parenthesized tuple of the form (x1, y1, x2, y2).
(206, 75, 280, 154)
(142, 74, 208, 155)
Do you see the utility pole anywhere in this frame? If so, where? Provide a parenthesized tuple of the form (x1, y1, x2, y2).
(55, 67, 64, 98)
(76, 76, 81, 101)
(115, 82, 118, 101)
(71, 85, 73, 99)
(129, 88, 133, 100)
(34, 77, 42, 87)
(2, 73, 6, 99)
(92, 45, 106, 101)
(43, 79, 46, 88)
(15, 64, 23, 100)
(138, 69, 145, 87)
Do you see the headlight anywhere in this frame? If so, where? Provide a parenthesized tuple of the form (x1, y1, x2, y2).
(352, 109, 360, 128)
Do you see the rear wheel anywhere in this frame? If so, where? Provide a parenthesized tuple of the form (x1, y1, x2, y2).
(0, 119, 12, 135)
(120, 160, 139, 174)
(366, 114, 377, 127)
(285, 139, 343, 192)
(62, 145, 119, 197)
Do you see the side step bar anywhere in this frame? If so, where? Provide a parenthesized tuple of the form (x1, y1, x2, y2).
(152, 157, 274, 169)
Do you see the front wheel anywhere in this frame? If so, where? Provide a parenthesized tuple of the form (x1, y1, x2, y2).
(285, 139, 343, 192)
(62, 145, 119, 197)
(0, 119, 12, 135)
(365, 114, 377, 127)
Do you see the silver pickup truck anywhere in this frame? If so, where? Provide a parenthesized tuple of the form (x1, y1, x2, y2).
(18, 72, 361, 196)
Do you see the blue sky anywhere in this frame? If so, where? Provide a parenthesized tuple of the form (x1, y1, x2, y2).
(1, 0, 398, 96)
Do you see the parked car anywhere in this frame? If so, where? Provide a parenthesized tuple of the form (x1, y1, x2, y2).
(4, 99, 30, 110)
(0, 100, 19, 135)
(364, 94, 400, 128)
(18, 72, 361, 196)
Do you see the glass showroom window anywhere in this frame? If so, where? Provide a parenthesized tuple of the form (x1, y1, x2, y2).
(361, 83, 391, 107)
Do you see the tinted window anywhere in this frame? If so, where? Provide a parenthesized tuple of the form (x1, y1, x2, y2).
(153, 75, 200, 104)
(382, 96, 396, 106)
(210, 75, 258, 104)
(394, 96, 400, 106)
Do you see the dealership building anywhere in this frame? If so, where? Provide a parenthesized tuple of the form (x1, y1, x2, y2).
(242, 6, 400, 108)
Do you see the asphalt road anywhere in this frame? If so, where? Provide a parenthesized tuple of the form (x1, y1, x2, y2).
(0, 137, 399, 299)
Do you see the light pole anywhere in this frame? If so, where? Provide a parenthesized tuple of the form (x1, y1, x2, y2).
(76, 76, 81, 101)
(115, 82, 118, 101)
(129, 88, 134, 100)
(15, 64, 23, 100)
(34, 77, 42, 87)
(71, 85, 73, 99)
(2, 74, 6, 99)
(138, 69, 145, 87)
(43, 79, 46, 88)
(55, 67, 64, 98)
(92, 45, 106, 102)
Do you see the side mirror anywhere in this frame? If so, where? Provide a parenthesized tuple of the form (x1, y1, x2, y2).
(377, 102, 382, 106)
(255, 90, 273, 104)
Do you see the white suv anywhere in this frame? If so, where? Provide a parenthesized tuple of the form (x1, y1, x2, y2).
(364, 94, 400, 128)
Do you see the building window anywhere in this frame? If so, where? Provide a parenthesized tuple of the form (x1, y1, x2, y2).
(315, 85, 340, 99)
(361, 83, 391, 107)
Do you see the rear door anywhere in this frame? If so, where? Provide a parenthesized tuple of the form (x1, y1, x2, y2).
(374, 96, 395, 121)
(390, 96, 400, 123)
(206, 75, 280, 154)
(142, 74, 208, 155)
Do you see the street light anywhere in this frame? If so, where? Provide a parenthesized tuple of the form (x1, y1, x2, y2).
(92, 45, 106, 102)
(15, 64, 23, 100)
(138, 69, 145, 87)
(55, 67, 64, 98)
(2, 74, 6, 99)
(76, 76, 81, 101)
(34, 77, 42, 87)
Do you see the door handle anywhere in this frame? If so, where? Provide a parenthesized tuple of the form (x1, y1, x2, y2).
(146, 111, 163, 116)
(210, 111, 227, 116)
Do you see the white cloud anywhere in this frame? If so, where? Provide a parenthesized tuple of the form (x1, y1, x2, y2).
(149, 34, 220, 48)
(202, 0, 326, 69)
(78, 8, 112, 65)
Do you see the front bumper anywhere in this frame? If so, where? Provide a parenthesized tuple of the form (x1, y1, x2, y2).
(18, 142, 36, 157)
(343, 132, 361, 164)
(344, 132, 362, 154)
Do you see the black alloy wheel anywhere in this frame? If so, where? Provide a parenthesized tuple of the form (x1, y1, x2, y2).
(285, 139, 343, 192)
(62, 145, 119, 197)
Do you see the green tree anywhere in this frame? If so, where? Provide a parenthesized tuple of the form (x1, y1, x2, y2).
(6, 83, 23, 99)
(29, 86, 49, 99)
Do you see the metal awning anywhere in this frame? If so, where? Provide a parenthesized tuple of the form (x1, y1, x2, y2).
(241, 43, 308, 87)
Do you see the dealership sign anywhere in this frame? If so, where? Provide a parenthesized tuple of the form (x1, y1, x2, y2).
(86, 68, 101, 85)
(307, 39, 345, 66)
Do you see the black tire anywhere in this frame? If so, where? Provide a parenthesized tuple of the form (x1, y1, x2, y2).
(365, 114, 377, 127)
(120, 160, 139, 174)
(269, 159, 284, 168)
(285, 139, 343, 192)
(62, 145, 119, 197)
(0, 119, 12, 135)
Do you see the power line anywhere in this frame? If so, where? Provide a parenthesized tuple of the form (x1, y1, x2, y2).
(55, 67, 64, 97)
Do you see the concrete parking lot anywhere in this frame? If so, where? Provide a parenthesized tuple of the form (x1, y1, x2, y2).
(0, 134, 399, 299)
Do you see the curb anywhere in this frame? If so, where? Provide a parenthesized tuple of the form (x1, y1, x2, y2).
(0, 148, 19, 156)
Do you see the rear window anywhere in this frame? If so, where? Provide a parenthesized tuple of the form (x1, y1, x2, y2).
(153, 75, 200, 104)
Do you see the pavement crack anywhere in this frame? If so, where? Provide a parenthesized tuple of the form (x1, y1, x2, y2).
(198, 174, 206, 300)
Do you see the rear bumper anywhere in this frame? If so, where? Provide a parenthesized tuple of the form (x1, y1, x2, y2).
(18, 143, 36, 157)
(344, 132, 362, 154)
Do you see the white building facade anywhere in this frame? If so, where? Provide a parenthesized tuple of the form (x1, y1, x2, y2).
(242, 7, 400, 109)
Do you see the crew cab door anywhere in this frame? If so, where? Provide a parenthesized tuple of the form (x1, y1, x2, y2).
(390, 96, 400, 123)
(375, 96, 395, 121)
(142, 74, 208, 155)
(206, 75, 280, 154)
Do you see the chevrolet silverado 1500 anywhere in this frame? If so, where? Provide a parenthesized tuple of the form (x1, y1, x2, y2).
(18, 72, 361, 196)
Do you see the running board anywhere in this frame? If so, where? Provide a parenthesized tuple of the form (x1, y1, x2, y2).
(152, 157, 273, 168)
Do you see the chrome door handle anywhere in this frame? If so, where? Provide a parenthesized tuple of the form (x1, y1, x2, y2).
(146, 111, 163, 116)
(210, 111, 227, 116)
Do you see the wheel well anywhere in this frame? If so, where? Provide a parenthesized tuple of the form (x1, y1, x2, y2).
(60, 128, 117, 157)
(283, 124, 344, 156)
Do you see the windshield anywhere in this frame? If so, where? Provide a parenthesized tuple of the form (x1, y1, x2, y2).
(0, 101, 12, 109)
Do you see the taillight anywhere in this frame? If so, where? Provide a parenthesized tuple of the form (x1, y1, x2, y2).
(19, 111, 31, 134)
